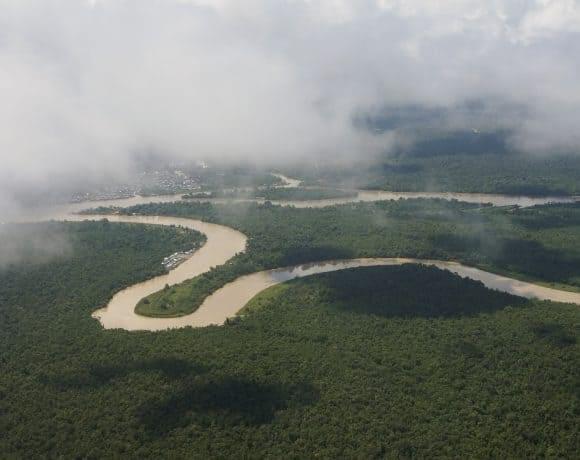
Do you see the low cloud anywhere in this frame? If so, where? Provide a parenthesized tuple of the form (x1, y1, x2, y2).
(0, 223, 71, 270)
(1, 0, 579, 211)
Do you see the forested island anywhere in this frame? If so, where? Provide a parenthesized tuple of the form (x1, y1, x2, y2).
(181, 186, 357, 202)
(258, 187, 357, 201)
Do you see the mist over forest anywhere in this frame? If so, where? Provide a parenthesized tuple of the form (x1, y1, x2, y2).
(2, 0, 580, 212)
(1, 2, 580, 458)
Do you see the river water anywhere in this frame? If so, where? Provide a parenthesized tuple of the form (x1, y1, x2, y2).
(7, 175, 580, 331)
(9, 174, 578, 225)
(181, 189, 579, 209)
(62, 214, 247, 331)
(89, 251, 580, 331)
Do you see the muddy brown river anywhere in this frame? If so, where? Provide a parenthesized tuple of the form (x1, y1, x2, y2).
(9, 175, 580, 331)
(68, 215, 580, 331)
(10, 173, 578, 224)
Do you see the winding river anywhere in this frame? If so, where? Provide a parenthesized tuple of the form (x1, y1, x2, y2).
(179, 188, 580, 209)
(10, 174, 580, 331)
(60, 214, 580, 331)
(14, 173, 578, 223)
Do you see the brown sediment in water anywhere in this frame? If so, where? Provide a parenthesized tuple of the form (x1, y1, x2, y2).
(77, 215, 580, 331)
(11, 175, 580, 332)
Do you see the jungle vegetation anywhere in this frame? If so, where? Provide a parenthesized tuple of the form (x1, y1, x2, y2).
(0, 222, 578, 458)
(258, 187, 357, 201)
(109, 199, 580, 317)
(287, 149, 580, 196)
(182, 186, 357, 202)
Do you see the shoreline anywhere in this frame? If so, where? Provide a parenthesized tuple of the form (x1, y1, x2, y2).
(68, 215, 580, 332)
(10, 174, 580, 332)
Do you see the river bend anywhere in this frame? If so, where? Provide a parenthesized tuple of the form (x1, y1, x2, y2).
(9, 175, 580, 331)
(64, 215, 580, 331)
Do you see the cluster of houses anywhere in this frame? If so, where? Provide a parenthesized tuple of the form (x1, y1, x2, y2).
(70, 186, 136, 203)
(162, 249, 195, 270)
(69, 169, 201, 203)
(140, 169, 199, 194)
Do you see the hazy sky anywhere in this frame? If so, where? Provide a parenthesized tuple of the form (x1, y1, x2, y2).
(1, 0, 579, 206)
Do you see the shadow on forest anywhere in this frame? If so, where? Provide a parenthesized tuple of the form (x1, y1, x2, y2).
(311, 265, 526, 318)
(532, 323, 577, 348)
(433, 234, 580, 286)
(446, 339, 486, 359)
(380, 163, 424, 174)
(511, 204, 580, 230)
(276, 245, 357, 267)
(137, 378, 319, 435)
(41, 357, 207, 390)
(42, 360, 319, 434)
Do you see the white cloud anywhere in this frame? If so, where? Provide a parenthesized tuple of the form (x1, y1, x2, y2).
(516, 0, 580, 43)
(0, 0, 579, 210)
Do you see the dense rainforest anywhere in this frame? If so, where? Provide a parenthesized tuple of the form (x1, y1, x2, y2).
(0, 221, 201, 329)
(258, 187, 357, 201)
(286, 150, 580, 196)
(0, 220, 578, 458)
(182, 186, 356, 202)
(97, 199, 580, 317)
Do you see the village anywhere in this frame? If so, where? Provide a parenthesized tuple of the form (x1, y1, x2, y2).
(69, 169, 201, 203)
(161, 249, 196, 270)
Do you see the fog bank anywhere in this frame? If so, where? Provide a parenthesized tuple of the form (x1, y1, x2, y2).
(1, 0, 579, 210)
(0, 223, 71, 269)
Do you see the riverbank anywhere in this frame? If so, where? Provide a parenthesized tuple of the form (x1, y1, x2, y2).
(12, 174, 579, 226)
(11, 175, 580, 331)
(63, 214, 580, 331)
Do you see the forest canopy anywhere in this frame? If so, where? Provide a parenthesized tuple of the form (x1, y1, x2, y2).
(101, 199, 580, 317)
(0, 223, 578, 457)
